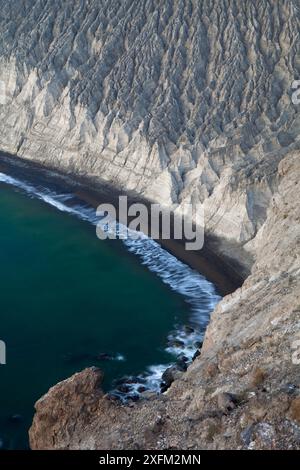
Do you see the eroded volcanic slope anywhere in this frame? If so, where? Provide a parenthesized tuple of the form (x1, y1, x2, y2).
(0, 0, 299, 268)
(0, 0, 300, 449)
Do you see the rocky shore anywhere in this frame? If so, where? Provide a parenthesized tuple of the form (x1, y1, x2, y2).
(0, 0, 299, 449)
(29, 151, 300, 450)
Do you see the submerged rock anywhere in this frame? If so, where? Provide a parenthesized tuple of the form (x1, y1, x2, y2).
(167, 339, 185, 349)
(63, 352, 93, 364)
(64, 351, 116, 364)
(182, 325, 195, 334)
(95, 353, 114, 361)
(116, 384, 131, 394)
(8, 414, 23, 424)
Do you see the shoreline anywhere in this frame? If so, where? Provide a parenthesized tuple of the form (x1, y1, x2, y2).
(0, 150, 245, 296)
(0, 148, 223, 442)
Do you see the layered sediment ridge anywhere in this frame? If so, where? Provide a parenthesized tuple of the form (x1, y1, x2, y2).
(0, 0, 300, 271)
(0, 0, 299, 449)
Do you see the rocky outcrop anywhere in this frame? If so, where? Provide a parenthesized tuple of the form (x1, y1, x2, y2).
(29, 151, 300, 449)
(0, 1, 300, 273)
(29, 367, 106, 450)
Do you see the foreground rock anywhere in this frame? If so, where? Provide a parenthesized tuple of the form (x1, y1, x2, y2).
(30, 152, 300, 449)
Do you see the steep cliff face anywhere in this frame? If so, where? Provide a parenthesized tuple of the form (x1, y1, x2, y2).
(29, 151, 300, 450)
(0, 0, 299, 272)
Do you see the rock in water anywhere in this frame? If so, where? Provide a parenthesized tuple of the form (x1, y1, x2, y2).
(8, 414, 23, 424)
(161, 365, 184, 392)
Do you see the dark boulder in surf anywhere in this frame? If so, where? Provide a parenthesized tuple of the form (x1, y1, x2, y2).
(183, 325, 195, 334)
(176, 355, 189, 371)
(192, 349, 201, 361)
(95, 353, 114, 361)
(161, 365, 184, 392)
(8, 414, 23, 424)
(167, 339, 185, 349)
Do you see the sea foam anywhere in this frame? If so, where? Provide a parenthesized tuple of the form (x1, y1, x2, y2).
(0, 170, 221, 397)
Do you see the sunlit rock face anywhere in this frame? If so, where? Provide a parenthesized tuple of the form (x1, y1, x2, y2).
(0, 0, 299, 268)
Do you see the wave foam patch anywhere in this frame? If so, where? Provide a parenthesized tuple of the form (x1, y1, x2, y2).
(0, 170, 221, 398)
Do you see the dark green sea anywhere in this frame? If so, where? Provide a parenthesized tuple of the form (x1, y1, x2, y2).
(0, 163, 220, 449)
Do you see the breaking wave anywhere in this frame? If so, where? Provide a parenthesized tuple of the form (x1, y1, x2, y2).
(0, 170, 221, 398)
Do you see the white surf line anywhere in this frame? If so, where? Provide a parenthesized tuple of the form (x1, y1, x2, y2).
(0, 170, 221, 395)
